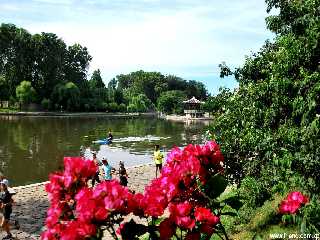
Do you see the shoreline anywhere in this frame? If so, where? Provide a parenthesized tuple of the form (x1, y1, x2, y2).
(0, 111, 157, 118)
(164, 114, 213, 124)
(2, 163, 155, 240)
(11, 162, 153, 190)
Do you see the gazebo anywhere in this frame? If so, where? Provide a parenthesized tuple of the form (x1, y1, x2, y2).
(183, 96, 205, 118)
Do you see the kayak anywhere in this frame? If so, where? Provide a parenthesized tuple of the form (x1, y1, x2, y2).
(92, 139, 112, 145)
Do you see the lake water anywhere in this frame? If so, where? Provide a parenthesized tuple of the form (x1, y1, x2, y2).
(0, 115, 208, 186)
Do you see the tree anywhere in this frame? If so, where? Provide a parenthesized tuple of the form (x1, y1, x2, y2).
(203, 87, 232, 113)
(31, 32, 67, 99)
(51, 82, 80, 111)
(64, 82, 80, 111)
(127, 94, 152, 112)
(157, 90, 186, 114)
(0, 24, 34, 97)
(0, 75, 9, 101)
(184, 80, 208, 100)
(209, 0, 320, 233)
(89, 69, 105, 89)
(64, 44, 92, 88)
(16, 81, 37, 104)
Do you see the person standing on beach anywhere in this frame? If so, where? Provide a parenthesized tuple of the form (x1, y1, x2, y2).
(91, 153, 101, 187)
(153, 144, 164, 177)
(118, 161, 128, 186)
(102, 159, 115, 181)
(0, 181, 13, 239)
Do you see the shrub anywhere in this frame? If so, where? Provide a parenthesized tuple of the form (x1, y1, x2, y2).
(16, 81, 37, 104)
(42, 142, 241, 240)
(41, 98, 50, 110)
(108, 102, 119, 112)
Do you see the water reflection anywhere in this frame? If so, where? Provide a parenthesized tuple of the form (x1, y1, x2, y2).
(0, 116, 207, 186)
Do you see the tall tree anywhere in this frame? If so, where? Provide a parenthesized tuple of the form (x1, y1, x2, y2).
(64, 43, 92, 90)
(89, 69, 105, 88)
(31, 32, 67, 99)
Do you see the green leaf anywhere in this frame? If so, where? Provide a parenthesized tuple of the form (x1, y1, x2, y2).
(300, 217, 307, 233)
(204, 174, 228, 199)
(151, 217, 165, 226)
(221, 211, 238, 217)
(222, 196, 243, 211)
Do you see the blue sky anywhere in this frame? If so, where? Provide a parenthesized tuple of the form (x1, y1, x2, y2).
(0, 0, 274, 94)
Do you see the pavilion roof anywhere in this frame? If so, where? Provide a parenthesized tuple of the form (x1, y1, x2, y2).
(183, 96, 205, 104)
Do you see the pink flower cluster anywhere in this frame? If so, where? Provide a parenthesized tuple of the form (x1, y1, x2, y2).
(279, 191, 309, 215)
(42, 157, 99, 240)
(42, 141, 225, 240)
(141, 141, 224, 239)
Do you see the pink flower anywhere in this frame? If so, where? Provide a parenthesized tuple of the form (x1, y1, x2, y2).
(185, 231, 201, 240)
(194, 207, 219, 225)
(94, 207, 108, 221)
(41, 230, 57, 240)
(77, 222, 97, 238)
(43, 141, 225, 240)
(159, 218, 176, 240)
(169, 202, 192, 217)
(175, 216, 195, 229)
(169, 202, 195, 229)
(287, 191, 309, 204)
(279, 191, 309, 215)
(200, 223, 215, 235)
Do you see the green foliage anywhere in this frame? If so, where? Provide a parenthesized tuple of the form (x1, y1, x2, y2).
(41, 98, 50, 110)
(108, 102, 119, 112)
(204, 174, 228, 199)
(0, 75, 9, 101)
(0, 23, 91, 109)
(15, 81, 37, 104)
(116, 70, 207, 113)
(157, 90, 186, 114)
(89, 69, 105, 89)
(1, 23, 208, 112)
(127, 94, 152, 113)
(51, 82, 80, 111)
(203, 87, 232, 113)
(209, 0, 320, 233)
(211, 0, 320, 190)
(300, 197, 320, 233)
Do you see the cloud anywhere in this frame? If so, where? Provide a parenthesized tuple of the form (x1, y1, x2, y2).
(0, 0, 274, 93)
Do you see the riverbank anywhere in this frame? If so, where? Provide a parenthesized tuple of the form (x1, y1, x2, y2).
(164, 114, 212, 124)
(0, 111, 157, 118)
(1, 164, 155, 240)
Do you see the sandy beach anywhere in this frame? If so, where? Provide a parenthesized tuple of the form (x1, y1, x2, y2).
(0, 164, 155, 240)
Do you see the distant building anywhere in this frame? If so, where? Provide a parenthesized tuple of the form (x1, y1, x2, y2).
(183, 96, 205, 118)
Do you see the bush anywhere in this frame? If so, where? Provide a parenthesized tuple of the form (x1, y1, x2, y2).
(51, 82, 80, 111)
(157, 90, 186, 114)
(42, 142, 238, 240)
(126, 94, 152, 112)
(118, 103, 126, 112)
(16, 81, 37, 104)
(108, 102, 119, 112)
(209, 2, 320, 225)
(41, 98, 50, 110)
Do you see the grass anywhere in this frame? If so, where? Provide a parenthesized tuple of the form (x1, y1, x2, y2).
(0, 107, 19, 113)
(209, 187, 301, 240)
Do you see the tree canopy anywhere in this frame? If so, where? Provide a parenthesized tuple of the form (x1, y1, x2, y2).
(0, 23, 208, 112)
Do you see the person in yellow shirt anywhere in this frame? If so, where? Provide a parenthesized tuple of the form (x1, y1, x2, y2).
(153, 144, 164, 177)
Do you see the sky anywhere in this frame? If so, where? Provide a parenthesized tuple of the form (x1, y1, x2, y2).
(0, 0, 274, 94)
